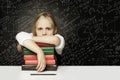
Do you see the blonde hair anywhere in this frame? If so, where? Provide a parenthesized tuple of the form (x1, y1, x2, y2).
(32, 11, 59, 36)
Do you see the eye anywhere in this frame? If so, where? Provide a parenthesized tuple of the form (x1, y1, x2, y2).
(46, 28, 51, 30)
(38, 28, 42, 30)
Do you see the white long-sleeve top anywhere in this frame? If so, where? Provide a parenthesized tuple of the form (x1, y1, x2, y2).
(16, 32, 65, 55)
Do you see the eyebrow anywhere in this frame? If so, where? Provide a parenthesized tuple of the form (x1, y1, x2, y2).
(37, 27, 53, 29)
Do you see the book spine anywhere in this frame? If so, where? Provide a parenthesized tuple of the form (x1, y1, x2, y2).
(25, 60, 56, 65)
(22, 65, 57, 71)
(23, 47, 54, 51)
(23, 51, 54, 55)
(24, 55, 54, 60)
(36, 42, 55, 47)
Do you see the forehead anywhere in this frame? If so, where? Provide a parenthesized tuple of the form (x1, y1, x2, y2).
(36, 16, 53, 28)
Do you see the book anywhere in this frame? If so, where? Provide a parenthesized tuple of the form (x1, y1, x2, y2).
(25, 60, 56, 65)
(23, 47, 54, 51)
(23, 50, 54, 55)
(22, 43, 55, 55)
(22, 65, 57, 71)
(24, 55, 55, 60)
(36, 42, 55, 47)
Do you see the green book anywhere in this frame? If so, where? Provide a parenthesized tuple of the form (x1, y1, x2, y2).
(23, 47, 54, 55)
(23, 50, 54, 55)
(23, 47, 54, 51)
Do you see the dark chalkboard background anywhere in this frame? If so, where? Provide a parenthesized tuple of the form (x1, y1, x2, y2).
(0, 0, 120, 65)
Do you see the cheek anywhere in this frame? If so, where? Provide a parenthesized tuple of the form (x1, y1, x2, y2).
(48, 31, 54, 35)
(36, 30, 42, 36)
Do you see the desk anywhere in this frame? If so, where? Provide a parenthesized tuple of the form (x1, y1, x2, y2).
(0, 66, 120, 80)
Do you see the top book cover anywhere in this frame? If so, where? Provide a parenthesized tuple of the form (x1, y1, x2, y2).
(36, 42, 55, 47)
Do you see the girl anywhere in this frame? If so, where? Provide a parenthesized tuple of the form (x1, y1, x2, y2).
(16, 11, 65, 72)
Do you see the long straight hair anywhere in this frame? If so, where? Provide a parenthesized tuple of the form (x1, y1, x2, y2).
(32, 11, 60, 36)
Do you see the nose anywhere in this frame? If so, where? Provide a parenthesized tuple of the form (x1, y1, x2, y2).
(42, 29, 47, 36)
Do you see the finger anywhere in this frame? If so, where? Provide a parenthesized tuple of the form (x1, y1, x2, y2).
(40, 63, 46, 72)
(41, 61, 46, 71)
(37, 62, 43, 72)
(36, 54, 42, 69)
(37, 62, 46, 72)
(37, 65, 43, 72)
(36, 61, 41, 69)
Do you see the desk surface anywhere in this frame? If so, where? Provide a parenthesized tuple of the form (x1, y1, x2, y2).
(0, 66, 120, 80)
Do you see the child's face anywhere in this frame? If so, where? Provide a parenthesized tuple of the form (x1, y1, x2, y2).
(35, 16, 55, 36)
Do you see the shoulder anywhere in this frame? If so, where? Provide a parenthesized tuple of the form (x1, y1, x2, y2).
(16, 31, 33, 37)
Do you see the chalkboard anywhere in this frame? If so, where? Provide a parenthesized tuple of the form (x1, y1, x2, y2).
(0, 0, 120, 65)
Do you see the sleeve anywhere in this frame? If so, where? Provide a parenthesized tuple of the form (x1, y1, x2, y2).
(55, 34, 65, 55)
(15, 31, 33, 46)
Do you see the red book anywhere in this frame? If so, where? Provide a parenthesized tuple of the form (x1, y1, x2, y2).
(24, 55, 55, 60)
(25, 60, 56, 65)
(36, 42, 55, 47)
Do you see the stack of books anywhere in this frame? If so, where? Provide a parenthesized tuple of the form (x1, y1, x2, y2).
(22, 42, 58, 71)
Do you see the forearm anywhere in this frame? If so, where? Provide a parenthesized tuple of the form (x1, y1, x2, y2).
(23, 39, 43, 54)
(32, 36, 60, 46)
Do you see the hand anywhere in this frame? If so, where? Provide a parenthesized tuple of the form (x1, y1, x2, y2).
(36, 53, 46, 72)
(17, 44, 22, 52)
